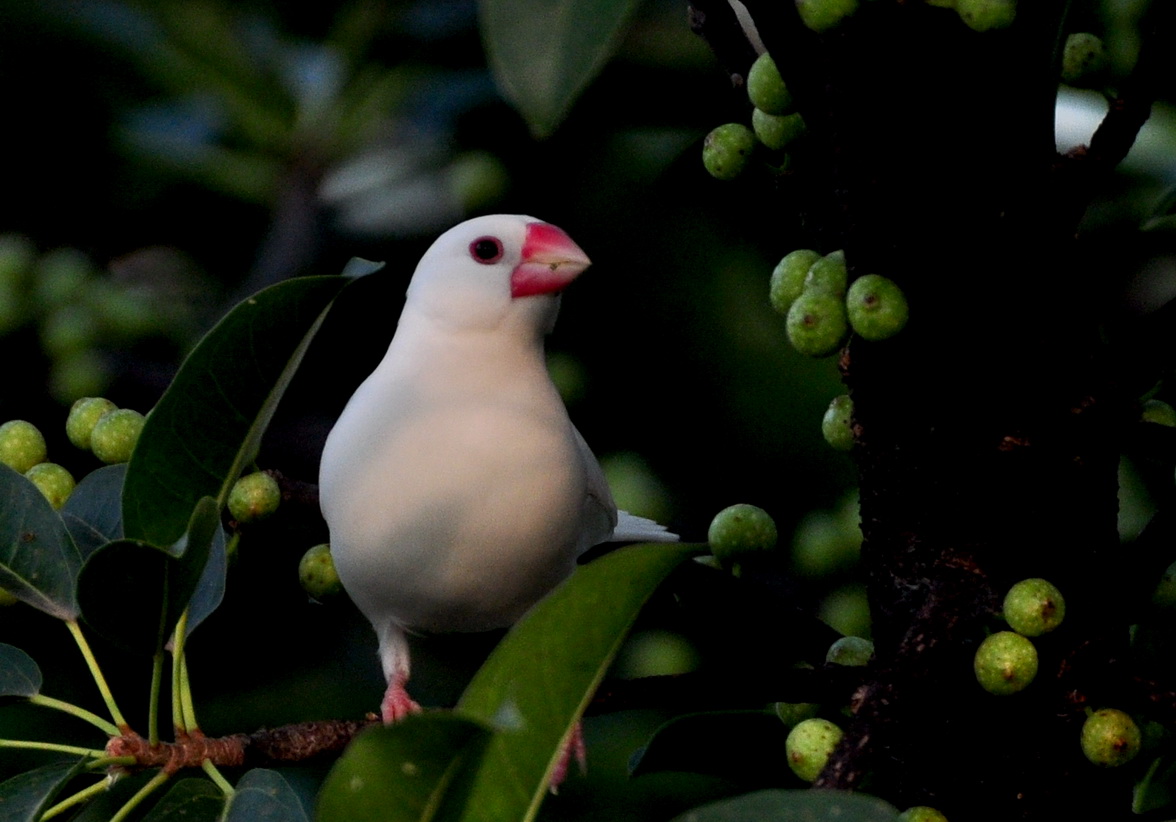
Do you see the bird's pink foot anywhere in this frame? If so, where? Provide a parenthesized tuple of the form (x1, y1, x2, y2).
(548, 721, 587, 793)
(380, 674, 422, 723)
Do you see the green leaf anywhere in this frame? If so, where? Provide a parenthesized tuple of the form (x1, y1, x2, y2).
(630, 711, 790, 783)
(0, 643, 42, 697)
(141, 778, 224, 821)
(122, 276, 348, 548)
(669, 789, 901, 822)
(222, 769, 309, 822)
(455, 542, 702, 822)
(77, 498, 219, 653)
(317, 714, 492, 822)
(179, 522, 227, 642)
(61, 464, 126, 560)
(0, 760, 87, 822)
(478, 0, 642, 138)
(0, 465, 84, 620)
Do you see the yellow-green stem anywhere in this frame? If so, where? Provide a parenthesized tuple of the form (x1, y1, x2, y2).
(0, 739, 105, 758)
(108, 770, 170, 822)
(27, 694, 121, 736)
(203, 759, 235, 796)
(66, 620, 128, 730)
(88, 756, 137, 770)
(171, 610, 199, 733)
(225, 531, 241, 562)
(39, 778, 109, 821)
(149, 652, 164, 745)
(178, 651, 198, 732)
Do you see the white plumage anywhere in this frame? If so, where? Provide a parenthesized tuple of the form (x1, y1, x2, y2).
(319, 214, 675, 721)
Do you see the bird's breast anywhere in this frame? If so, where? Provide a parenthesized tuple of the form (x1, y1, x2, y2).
(320, 384, 590, 633)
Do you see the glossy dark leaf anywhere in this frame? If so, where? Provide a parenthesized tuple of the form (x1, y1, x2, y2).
(0, 643, 42, 697)
(0, 465, 83, 620)
(61, 464, 126, 560)
(122, 276, 348, 549)
(141, 778, 224, 821)
(478, 0, 642, 138)
(177, 521, 227, 642)
(0, 760, 86, 822)
(223, 769, 309, 822)
(77, 498, 218, 653)
(455, 542, 701, 822)
(630, 711, 790, 784)
(669, 789, 901, 822)
(317, 714, 492, 822)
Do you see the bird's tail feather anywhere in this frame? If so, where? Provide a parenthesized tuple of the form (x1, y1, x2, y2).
(611, 511, 679, 543)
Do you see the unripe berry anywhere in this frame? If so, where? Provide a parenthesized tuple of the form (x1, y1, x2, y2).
(90, 408, 146, 464)
(66, 397, 118, 450)
(786, 290, 849, 357)
(446, 151, 509, 213)
(974, 631, 1037, 695)
(0, 234, 35, 333)
(786, 718, 843, 782)
(34, 248, 93, 308)
(775, 701, 820, 726)
(747, 53, 793, 115)
(0, 420, 48, 474)
(0, 233, 35, 288)
(956, 0, 1015, 32)
(1061, 33, 1106, 87)
(702, 123, 756, 180)
(805, 250, 848, 297)
(1081, 709, 1141, 767)
(822, 394, 855, 451)
(752, 109, 806, 152)
(0, 587, 18, 607)
(299, 543, 343, 599)
(25, 462, 76, 510)
(708, 503, 778, 569)
(1142, 399, 1176, 427)
(40, 303, 99, 358)
(795, 0, 859, 33)
(1003, 578, 1065, 637)
(899, 807, 949, 822)
(826, 635, 873, 667)
(846, 274, 909, 341)
(770, 249, 822, 315)
(228, 471, 282, 523)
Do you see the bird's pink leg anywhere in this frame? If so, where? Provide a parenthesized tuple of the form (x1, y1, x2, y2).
(548, 721, 587, 793)
(380, 670, 422, 724)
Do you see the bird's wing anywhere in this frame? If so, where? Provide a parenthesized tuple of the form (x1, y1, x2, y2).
(612, 510, 680, 543)
(572, 424, 620, 548)
(571, 425, 679, 545)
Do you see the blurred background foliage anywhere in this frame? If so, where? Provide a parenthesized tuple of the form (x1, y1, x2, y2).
(1, 0, 1174, 818)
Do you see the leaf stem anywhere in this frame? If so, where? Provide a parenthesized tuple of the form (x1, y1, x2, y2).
(66, 619, 129, 730)
(88, 756, 137, 770)
(27, 694, 121, 736)
(203, 759, 235, 796)
(0, 739, 106, 758)
(108, 769, 170, 822)
(172, 611, 200, 733)
(39, 778, 110, 821)
(149, 651, 164, 745)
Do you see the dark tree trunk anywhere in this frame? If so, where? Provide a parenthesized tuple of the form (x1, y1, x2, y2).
(693, 1, 1168, 818)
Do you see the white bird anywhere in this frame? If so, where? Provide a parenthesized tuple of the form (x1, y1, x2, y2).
(319, 214, 677, 723)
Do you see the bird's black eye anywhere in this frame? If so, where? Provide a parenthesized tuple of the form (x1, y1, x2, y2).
(469, 237, 504, 264)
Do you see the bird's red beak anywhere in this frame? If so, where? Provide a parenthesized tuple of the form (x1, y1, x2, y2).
(510, 222, 591, 298)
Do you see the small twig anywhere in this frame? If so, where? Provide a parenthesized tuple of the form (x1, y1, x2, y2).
(687, 0, 760, 86)
(104, 719, 379, 773)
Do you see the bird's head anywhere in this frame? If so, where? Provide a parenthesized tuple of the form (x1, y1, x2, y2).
(404, 214, 591, 335)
